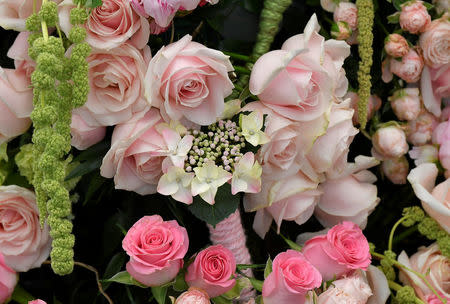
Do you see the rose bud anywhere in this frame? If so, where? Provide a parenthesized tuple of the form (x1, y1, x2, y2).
(331, 21, 352, 40)
(333, 2, 358, 30)
(432, 120, 450, 171)
(175, 288, 210, 304)
(302, 221, 371, 281)
(346, 92, 382, 125)
(372, 126, 409, 159)
(384, 34, 409, 58)
(390, 49, 424, 83)
(389, 88, 421, 121)
(399, 1, 431, 34)
(406, 110, 438, 146)
(382, 156, 409, 185)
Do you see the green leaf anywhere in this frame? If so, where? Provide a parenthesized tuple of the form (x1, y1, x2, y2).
(73, 140, 110, 162)
(151, 286, 168, 304)
(212, 296, 233, 304)
(187, 183, 240, 227)
(387, 12, 400, 24)
(222, 277, 252, 300)
(102, 252, 127, 291)
(264, 257, 272, 279)
(280, 233, 303, 252)
(393, 0, 408, 11)
(0, 142, 8, 162)
(82, 172, 105, 206)
(173, 271, 188, 292)
(422, 2, 434, 10)
(105, 271, 148, 288)
(85, 0, 103, 8)
(248, 277, 263, 292)
(65, 157, 102, 180)
(11, 285, 34, 304)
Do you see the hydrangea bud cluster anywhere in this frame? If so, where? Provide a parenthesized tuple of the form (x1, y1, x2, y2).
(26, 0, 90, 275)
(185, 119, 246, 172)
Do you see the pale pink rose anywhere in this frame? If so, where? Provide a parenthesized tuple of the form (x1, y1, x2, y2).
(100, 109, 166, 195)
(372, 126, 409, 159)
(122, 215, 189, 286)
(0, 186, 51, 272)
(407, 163, 450, 233)
(6, 32, 35, 78)
(175, 287, 210, 304)
(262, 250, 322, 304)
(399, 1, 431, 34)
(320, 0, 349, 12)
(72, 43, 151, 127)
(407, 110, 438, 146)
(385, 34, 410, 58)
(302, 221, 371, 281)
(389, 88, 421, 121)
(382, 156, 409, 185)
(315, 156, 380, 229)
(149, 19, 170, 35)
(28, 300, 47, 304)
(425, 293, 449, 304)
(185, 245, 236, 298)
(433, 120, 450, 170)
(334, 2, 358, 30)
(145, 35, 234, 126)
(421, 64, 450, 118)
(419, 16, 450, 69)
(70, 113, 106, 150)
(317, 272, 372, 304)
(331, 21, 352, 40)
(347, 92, 382, 125)
(409, 144, 439, 166)
(59, 0, 150, 50)
(389, 49, 424, 83)
(0, 0, 62, 31)
(250, 15, 350, 122)
(0, 253, 16, 304)
(398, 243, 450, 300)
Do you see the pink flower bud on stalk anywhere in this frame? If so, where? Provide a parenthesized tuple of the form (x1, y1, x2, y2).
(384, 34, 409, 58)
(346, 92, 382, 125)
(389, 88, 421, 121)
(390, 49, 424, 83)
(331, 21, 352, 40)
(333, 2, 358, 30)
(382, 156, 409, 184)
(399, 1, 431, 34)
(406, 110, 439, 146)
(372, 126, 409, 159)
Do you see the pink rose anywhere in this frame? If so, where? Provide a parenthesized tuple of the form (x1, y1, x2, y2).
(122, 215, 189, 286)
(333, 2, 358, 30)
(314, 156, 380, 229)
(347, 92, 382, 125)
(399, 1, 431, 34)
(0, 186, 51, 272)
(145, 35, 234, 126)
(382, 156, 409, 185)
(407, 163, 450, 233)
(384, 34, 410, 58)
(317, 272, 372, 304)
(406, 110, 438, 146)
(100, 109, 166, 195)
(388, 49, 424, 83)
(70, 113, 106, 150)
(372, 126, 409, 159)
(28, 300, 47, 304)
(433, 120, 450, 171)
(59, 0, 150, 50)
(72, 43, 151, 127)
(250, 15, 350, 122)
(419, 16, 450, 69)
(320, 0, 349, 12)
(398, 243, 449, 300)
(409, 144, 439, 166)
(425, 293, 449, 304)
(421, 65, 450, 118)
(302, 221, 371, 281)
(185, 245, 236, 298)
(175, 287, 210, 304)
(389, 88, 421, 121)
(262, 250, 322, 304)
(0, 253, 16, 304)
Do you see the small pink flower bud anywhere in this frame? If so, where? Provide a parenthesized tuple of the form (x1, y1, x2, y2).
(331, 21, 352, 40)
(399, 1, 431, 34)
(406, 110, 439, 146)
(384, 34, 409, 58)
(389, 49, 424, 83)
(372, 126, 409, 159)
(382, 156, 409, 184)
(389, 88, 421, 121)
(334, 2, 358, 30)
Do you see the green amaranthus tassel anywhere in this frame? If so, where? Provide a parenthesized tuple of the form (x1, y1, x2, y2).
(27, 0, 90, 275)
(356, 0, 374, 129)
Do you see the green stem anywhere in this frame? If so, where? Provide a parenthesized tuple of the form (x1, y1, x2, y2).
(236, 264, 266, 270)
(393, 225, 418, 245)
(224, 51, 253, 62)
(41, 0, 49, 42)
(388, 216, 409, 251)
(388, 281, 426, 304)
(234, 66, 251, 75)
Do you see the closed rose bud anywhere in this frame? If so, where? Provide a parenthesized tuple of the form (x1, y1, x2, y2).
(382, 156, 409, 184)
(390, 49, 424, 83)
(333, 2, 358, 30)
(175, 288, 210, 304)
(406, 110, 438, 146)
(331, 21, 352, 40)
(372, 126, 409, 159)
(384, 34, 409, 58)
(399, 1, 431, 34)
(389, 88, 421, 121)
(346, 92, 382, 125)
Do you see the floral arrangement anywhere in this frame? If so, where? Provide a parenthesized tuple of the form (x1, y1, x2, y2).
(0, 0, 448, 303)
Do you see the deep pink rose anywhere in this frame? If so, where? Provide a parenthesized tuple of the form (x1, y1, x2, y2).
(0, 186, 51, 272)
(72, 43, 151, 128)
(425, 293, 449, 304)
(302, 221, 371, 281)
(372, 126, 409, 159)
(185, 245, 236, 298)
(406, 110, 438, 146)
(262, 250, 322, 304)
(28, 300, 47, 304)
(389, 88, 421, 121)
(0, 253, 16, 304)
(145, 35, 234, 126)
(388, 49, 424, 83)
(59, 0, 150, 50)
(399, 1, 431, 34)
(419, 16, 450, 69)
(70, 113, 106, 150)
(385, 34, 410, 58)
(175, 287, 210, 304)
(333, 2, 358, 30)
(122, 215, 189, 286)
(421, 65, 450, 118)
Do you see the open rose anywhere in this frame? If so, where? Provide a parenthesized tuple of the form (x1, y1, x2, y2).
(399, 1, 431, 34)
(302, 221, 371, 281)
(70, 113, 106, 150)
(185, 245, 236, 298)
(72, 43, 151, 128)
(0, 186, 51, 272)
(0, 253, 16, 304)
(317, 271, 372, 304)
(145, 35, 234, 126)
(59, 0, 150, 50)
(122, 215, 189, 286)
(262, 250, 322, 304)
(419, 16, 450, 69)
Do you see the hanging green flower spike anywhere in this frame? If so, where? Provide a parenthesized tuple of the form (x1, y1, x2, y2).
(27, 0, 90, 275)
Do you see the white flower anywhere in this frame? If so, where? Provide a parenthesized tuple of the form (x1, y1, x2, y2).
(231, 152, 262, 195)
(191, 161, 232, 204)
(157, 166, 194, 205)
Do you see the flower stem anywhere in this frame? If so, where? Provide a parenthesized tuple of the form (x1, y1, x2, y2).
(224, 51, 253, 62)
(388, 281, 426, 304)
(388, 216, 409, 251)
(234, 66, 251, 75)
(41, 0, 49, 42)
